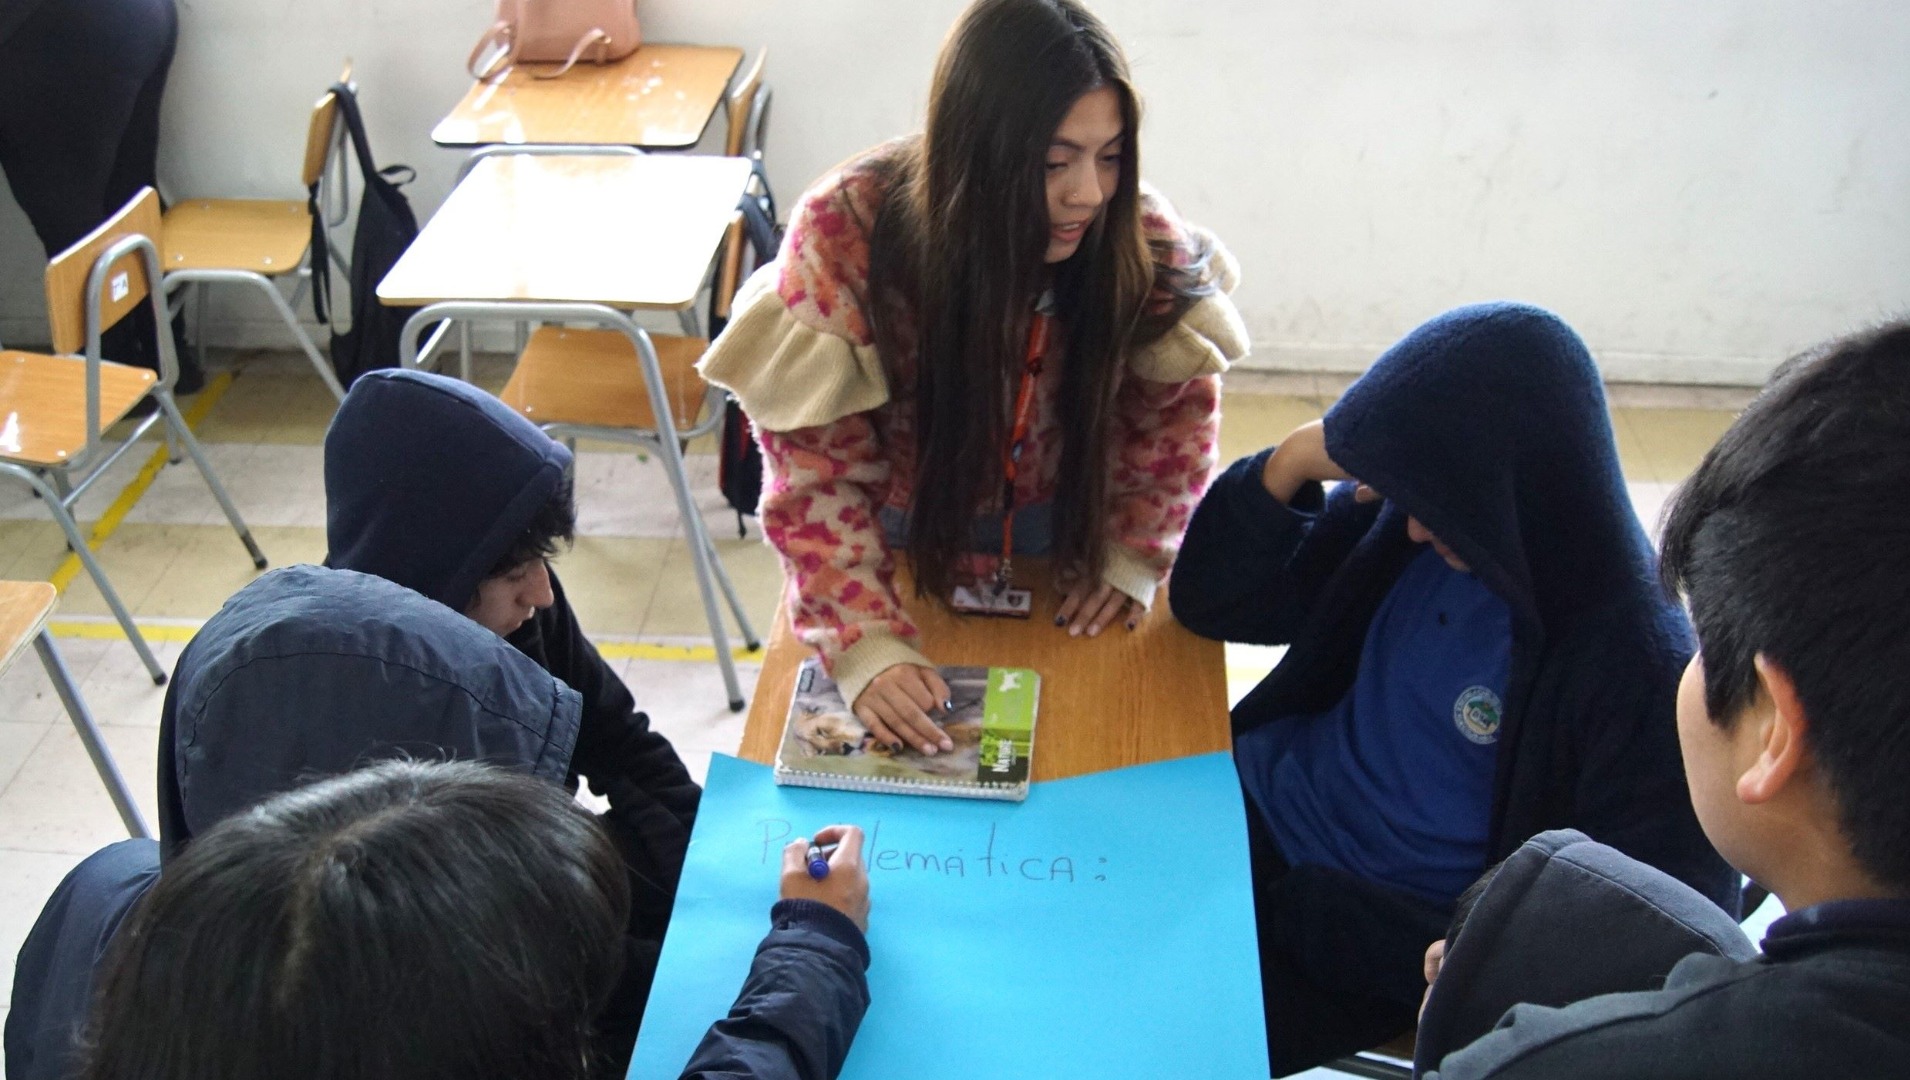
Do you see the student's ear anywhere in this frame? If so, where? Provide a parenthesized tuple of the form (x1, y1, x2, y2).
(1739, 654, 1809, 804)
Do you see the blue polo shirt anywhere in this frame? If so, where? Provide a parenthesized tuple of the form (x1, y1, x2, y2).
(1236, 548, 1511, 904)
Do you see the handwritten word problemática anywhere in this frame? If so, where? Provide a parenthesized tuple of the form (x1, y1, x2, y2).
(757, 817, 1109, 883)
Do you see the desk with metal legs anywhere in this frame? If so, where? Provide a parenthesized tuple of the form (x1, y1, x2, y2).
(377, 152, 759, 709)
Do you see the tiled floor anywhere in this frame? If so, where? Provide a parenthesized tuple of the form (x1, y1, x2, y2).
(0, 350, 1762, 1066)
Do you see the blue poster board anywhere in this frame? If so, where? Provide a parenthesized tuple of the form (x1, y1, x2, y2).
(629, 752, 1267, 1080)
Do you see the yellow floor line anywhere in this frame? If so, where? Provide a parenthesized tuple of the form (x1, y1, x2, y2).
(47, 373, 238, 594)
(46, 615, 761, 663)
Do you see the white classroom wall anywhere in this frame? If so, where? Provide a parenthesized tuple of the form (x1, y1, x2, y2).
(1, 0, 1906, 383)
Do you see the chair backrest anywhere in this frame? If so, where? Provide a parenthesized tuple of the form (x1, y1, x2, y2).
(300, 87, 343, 190)
(44, 188, 164, 357)
(724, 49, 767, 158)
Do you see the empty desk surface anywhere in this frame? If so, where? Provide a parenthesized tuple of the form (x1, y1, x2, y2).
(433, 44, 744, 149)
(376, 153, 754, 311)
(738, 560, 1232, 783)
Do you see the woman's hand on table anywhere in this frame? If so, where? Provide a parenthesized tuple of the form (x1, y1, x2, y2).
(854, 664, 955, 756)
(1055, 575, 1140, 638)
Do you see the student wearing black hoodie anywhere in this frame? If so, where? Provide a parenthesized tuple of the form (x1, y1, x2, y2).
(319, 369, 701, 1019)
(1171, 302, 1735, 1074)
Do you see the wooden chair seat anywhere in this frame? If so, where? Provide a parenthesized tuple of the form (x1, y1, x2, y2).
(499, 326, 711, 432)
(0, 350, 156, 467)
(161, 199, 311, 275)
(0, 581, 58, 675)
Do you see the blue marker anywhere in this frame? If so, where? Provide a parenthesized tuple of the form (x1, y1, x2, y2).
(806, 840, 839, 880)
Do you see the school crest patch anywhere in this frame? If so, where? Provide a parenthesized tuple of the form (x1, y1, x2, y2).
(1453, 685, 1504, 745)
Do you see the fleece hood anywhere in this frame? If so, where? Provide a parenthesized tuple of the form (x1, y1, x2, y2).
(1323, 302, 1660, 634)
(156, 564, 583, 859)
(1413, 829, 1755, 1073)
(323, 368, 572, 612)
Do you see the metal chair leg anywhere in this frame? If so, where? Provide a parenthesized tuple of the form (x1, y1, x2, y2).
(654, 434, 746, 711)
(696, 515, 761, 651)
(17, 469, 166, 684)
(153, 390, 267, 570)
(34, 631, 151, 838)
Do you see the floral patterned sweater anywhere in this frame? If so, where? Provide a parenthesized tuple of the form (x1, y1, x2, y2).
(700, 147, 1249, 707)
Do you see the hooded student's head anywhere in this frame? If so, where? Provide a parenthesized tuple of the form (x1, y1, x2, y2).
(157, 564, 583, 859)
(322, 369, 574, 626)
(1323, 302, 1656, 628)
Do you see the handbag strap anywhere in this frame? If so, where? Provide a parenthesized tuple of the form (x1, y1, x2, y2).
(467, 20, 517, 81)
(530, 28, 612, 80)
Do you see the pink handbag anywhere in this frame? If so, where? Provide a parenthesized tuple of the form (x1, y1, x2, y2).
(467, 0, 642, 81)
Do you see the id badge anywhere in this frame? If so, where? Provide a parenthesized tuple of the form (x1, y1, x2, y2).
(949, 583, 1033, 619)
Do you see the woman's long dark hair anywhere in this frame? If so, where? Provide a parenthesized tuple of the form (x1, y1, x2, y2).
(865, 0, 1214, 599)
(78, 760, 630, 1080)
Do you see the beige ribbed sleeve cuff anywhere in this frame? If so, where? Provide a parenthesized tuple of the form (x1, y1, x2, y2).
(829, 629, 936, 713)
(1101, 546, 1162, 610)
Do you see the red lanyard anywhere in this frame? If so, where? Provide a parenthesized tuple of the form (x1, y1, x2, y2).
(995, 310, 1050, 589)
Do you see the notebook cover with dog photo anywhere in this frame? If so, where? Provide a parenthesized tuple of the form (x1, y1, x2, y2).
(774, 658, 1040, 801)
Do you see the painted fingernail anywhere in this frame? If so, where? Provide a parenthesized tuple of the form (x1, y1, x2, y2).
(890, 742, 903, 752)
(1053, 615, 1066, 626)
(942, 699, 954, 713)
(1126, 619, 1138, 631)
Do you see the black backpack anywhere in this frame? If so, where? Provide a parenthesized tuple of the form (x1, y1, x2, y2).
(712, 196, 782, 536)
(309, 83, 420, 390)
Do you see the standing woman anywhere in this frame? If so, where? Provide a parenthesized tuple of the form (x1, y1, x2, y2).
(702, 0, 1247, 756)
(0, 0, 199, 388)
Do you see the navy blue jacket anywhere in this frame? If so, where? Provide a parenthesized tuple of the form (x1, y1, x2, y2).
(7, 567, 868, 1080)
(322, 368, 703, 988)
(1172, 303, 1736, 910)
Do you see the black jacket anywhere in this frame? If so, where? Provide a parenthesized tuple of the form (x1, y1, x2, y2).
(1426, 898, 1910, 1079)
(1172, 302, 1736, 910)
(1414, 830, 1755, 1073)
(321, 369, 703, 1010)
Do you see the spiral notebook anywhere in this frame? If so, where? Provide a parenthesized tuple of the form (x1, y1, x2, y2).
(773, 658, 1041, 801)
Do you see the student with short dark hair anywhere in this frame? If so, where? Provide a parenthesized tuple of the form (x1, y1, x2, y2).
(75, 758, 872, 1080)
(322, 368, 702, 1045)
(1426, 321, 1910, 1078)
(1170, 302, 1737, 1073)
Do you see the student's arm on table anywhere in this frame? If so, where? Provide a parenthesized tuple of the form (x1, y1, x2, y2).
(677, 826, 873, 1080)
(1169, 420, 1382, 645)
(759, 421, 952, 758)
(1065, 371, 1223, 637)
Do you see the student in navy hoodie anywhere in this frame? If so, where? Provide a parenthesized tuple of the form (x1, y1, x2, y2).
(1171, 302, 1736, 1074)
(7, 567, 870, 1080)
(320, 369, 700, 1016)
(1427, 320, 1910, 1080)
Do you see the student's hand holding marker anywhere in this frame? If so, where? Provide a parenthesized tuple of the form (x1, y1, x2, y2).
(1260, 420, 1381, 506)
(855, 664, 956, 756)
(780, 825, 870, 931)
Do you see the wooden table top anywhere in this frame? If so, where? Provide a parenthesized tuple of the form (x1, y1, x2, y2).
(0, 581, 57, 675)
(432, 44, 744, 149)
(376, 153, 753, 311)
(738, 561, 1232, 784)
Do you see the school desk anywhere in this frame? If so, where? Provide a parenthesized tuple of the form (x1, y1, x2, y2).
(376, 151, 757, 711)
(432, 44, 745, 150)
(737, 558, 1233, 781)
(0, 581, 148, 836)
